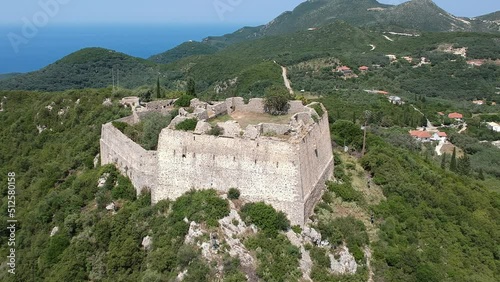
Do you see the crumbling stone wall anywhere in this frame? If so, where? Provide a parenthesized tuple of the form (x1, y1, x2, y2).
(101, 98, 334, 226)
(153, 106, 333, 225)
(100, 123, 157, 194)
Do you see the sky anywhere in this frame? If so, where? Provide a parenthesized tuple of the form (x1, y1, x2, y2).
(0, 0, 499, 26)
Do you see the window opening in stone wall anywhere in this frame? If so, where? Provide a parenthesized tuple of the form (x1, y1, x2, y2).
(315, 149, 318, 157)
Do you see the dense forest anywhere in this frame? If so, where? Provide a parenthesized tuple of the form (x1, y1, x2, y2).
(1, 87, 499, 281)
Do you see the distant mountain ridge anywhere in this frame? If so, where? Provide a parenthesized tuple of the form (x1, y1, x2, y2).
(206, 0, 499, 42)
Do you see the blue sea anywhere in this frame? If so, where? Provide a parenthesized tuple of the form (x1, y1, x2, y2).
(0, 24, 243, 74)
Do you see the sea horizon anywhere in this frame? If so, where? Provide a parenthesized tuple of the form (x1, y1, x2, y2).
(0, 23, 247, 74)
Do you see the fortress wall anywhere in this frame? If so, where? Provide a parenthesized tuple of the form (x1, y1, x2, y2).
(298, 111, 334, 221)
(289, 101, 307, 114)
(226, 97, 265, 114)
(208, 102, 227, 117)
(100, 123, 157, 194)
(155, 130, 305, 224)
(261, 123, 292, 135)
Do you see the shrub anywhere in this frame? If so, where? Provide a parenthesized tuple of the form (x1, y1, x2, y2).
(311, 103, 324, 118)
(208, 125, 224, 136)
(327, 181, 363, 203)
(174, 95, 195, 107)
(291, 225, 302, 234)
(112, 121, 128, 132)
(240, 202, 290, 236)
(175, 118, 198, 131)
(170, 189, 229, 227)
(227, 188, 240, 200)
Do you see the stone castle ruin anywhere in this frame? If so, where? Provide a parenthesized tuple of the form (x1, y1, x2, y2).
(100, 97, 334, 226)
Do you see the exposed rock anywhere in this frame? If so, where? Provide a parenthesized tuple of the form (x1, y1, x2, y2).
(286, 231, 313, 281)
(103, 98, 113, 107)
(50, 226, 59, 237)
(193, 108, 209, 120)
(105, 202, 116, 211)
(176, 269, 188, 281)
(190, 98, 207, 109)
(218, 121, 242, 138)
(244, 125, 260, 140)
(37, 125, 47, 134)
(184, 221, 204, 244)
(94, 154, 100, 168)
(97, 173, 110, 188)
(330, 245, 358, 275)
(58, 107, 69, 116)
(169, 116, 188, 129)
(302, 227, 322, 245)
(195, 121, 212, 135)
(219, 208, 257, 281)
(75, 99, 81, 105)
(142, 236, 153, 251)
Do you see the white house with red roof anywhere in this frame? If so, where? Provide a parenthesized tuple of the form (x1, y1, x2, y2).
(409, 130, 431, 142)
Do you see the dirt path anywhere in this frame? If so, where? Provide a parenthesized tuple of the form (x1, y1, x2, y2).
(383, 35, 394, 42)
(369, 44, 376, 51)
(458, 122, 468, 134)
(275, 61, 294, 95)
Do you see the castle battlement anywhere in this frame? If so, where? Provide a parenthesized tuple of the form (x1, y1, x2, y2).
(100, 97, 334, 226)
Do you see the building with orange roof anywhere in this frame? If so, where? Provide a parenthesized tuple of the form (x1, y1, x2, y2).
(409, 130, 431, 142)
(448, 112, 463, 120)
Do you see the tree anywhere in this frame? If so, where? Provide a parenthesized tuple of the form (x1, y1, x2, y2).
(421, 115, 428, 127)
(478, 168, 485, 180)
(331, 120, 363, 150)
(457, 153, 471, 176)
(186, 77, 196, 97)
(156, 76, 161, 99)
(441, 154, 446, 170)
(450, 147, 457, 172)
(264, 86, 291, 115)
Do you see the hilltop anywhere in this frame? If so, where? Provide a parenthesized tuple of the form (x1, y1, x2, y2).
(0, 48, 157, 91)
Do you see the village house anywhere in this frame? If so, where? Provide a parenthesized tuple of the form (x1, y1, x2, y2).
(335, 66, 357, 78)
(487, 122, 500, 132)
(448, 112, 463, 121)
(358, 66, 369, 72)
(409, 130, 431, 142)
(467, 59, 485, 67)
(431, 132, 448, 142)
(388, 96, 403, 105)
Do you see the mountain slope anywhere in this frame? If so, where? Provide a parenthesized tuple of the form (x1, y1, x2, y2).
(159, 0, 498, 62)
(0, 48, 158, 91)
(148, 41, 219, 64)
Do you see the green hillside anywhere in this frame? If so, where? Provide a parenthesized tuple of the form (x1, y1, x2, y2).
(148, 41, 219, 64)
(0, 48, 158, 91)
(1, 88, 499, 281)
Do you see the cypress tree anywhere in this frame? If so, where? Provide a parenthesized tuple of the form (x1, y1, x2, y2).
(457, 154, 471, 176)
(156, 76, 161, 99)
(478, 168, 485, 180)
(187, 77, 196, 97)
(441, 154, 446, 170)
(450, 147, 457, 172)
